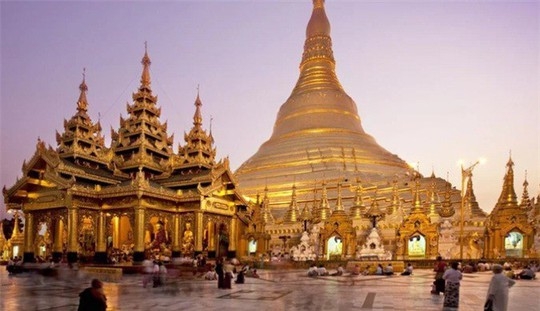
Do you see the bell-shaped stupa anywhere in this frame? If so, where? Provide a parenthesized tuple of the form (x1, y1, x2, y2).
(236, 0, 411, 214)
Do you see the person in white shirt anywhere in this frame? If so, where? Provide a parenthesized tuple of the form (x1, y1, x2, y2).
(486, 264, 515, 311)
(442, 262, 463, 309)
(384, 263, 394, 275)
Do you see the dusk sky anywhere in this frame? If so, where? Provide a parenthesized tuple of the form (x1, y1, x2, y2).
(1, 1, 538, 220)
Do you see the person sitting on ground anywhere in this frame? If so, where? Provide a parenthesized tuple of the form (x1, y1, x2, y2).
(503, 265, 516, 279)
(518, 266, 536, 280)
(384, 263, 394, 276)
(375, 264, 383, 275)
(401, 263, 413, 276)
(251, 269, 260, 278)
(331, 264, 344, 276)
(361, 265, 371, 276)
(351, 264, 360, 276)
(317, 264, 329, 276)
(204, 268, 217, 280)
(78, 279, 107, 311)
(307, 264, 319, 277)
(235, 267, 245, 284)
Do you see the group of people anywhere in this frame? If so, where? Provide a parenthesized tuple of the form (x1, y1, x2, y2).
(141, 259, 168, 288)
(214, 259, 259, 289)
(307, 264, 345, 277)
(432, 256, 518, 311)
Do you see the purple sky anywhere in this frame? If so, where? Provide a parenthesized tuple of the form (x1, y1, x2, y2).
(1, 1, 538, 220)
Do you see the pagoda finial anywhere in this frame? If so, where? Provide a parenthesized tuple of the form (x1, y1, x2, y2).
(291, 0, 341, 96)
(140, 42, 151, 88)
(77, 68, 88, 112)
(193, 87, 203, 127)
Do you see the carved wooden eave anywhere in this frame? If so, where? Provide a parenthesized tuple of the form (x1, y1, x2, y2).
(55, 161, 120, 186)
(96, 182, 180, 202)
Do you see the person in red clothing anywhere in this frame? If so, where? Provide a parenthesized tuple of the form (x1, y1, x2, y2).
(78, 279, 107, 311)
(431, 256, 447, 295)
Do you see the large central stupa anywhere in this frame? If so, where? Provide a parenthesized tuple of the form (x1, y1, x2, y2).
(236, 0, 412, 211)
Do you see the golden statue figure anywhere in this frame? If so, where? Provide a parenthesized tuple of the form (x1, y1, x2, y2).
(182, 222, 194, 255)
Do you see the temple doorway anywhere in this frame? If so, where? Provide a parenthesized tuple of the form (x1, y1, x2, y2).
(217, 223, 229, 259)
(248, 239, 257, 255)
(504, 231, 523, 257)
(408, 233, 426, 258)
(326, 235, 342, 260)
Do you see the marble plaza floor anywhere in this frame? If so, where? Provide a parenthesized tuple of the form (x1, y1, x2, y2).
(1, 266, 538, 311)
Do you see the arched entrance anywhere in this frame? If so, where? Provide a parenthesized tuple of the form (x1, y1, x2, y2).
(505, 231, 523, 257)
(326, 235, 343, 260)
(408, 233, 426, 258)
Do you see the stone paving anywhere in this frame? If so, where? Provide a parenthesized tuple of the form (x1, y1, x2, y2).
(1, 266, 538, 310)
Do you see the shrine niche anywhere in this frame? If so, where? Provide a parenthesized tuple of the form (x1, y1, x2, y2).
(217, 223, 230, 259)
(320, 218, 355, 260)
(396, 179, 439, 260)
(79, 216, 95, 260)
(408, 233, 426, 257)
(181, 222, 194, 256)
(505, 230, 523, 257)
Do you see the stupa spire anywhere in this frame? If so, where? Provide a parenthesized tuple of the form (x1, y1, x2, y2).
(519, 171, 533, 210)
(292, 0, 341, 96)
(496, 155, 518, 207)
(77, 68, 89, 113)
(193, 85, 203, 127)
(140, 41, 151, 89)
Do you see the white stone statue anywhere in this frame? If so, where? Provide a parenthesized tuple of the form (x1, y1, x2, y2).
(356, 228, 388, 260)
(290, 231, 316, 261)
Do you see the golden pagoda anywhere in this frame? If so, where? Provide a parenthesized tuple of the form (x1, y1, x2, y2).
(235, 0, 482, 260)
(3, 48, 252, 264)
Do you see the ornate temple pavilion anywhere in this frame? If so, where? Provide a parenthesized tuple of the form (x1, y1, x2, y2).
(3, 48, 252, 264)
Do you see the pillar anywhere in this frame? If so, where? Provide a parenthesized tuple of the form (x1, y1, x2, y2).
(194, 211, 203, 256)
(94, 211, 107, 264)
(52, 218, 64, 262)
(23, 211, 35, 262)
(207, 222, 216, 258)
(133, 203, 145, 263)
(228, 215, 237, 258)
(67, 206, 79, 263)
(172, 213, 181, 258)
(112, 216, 120, 249)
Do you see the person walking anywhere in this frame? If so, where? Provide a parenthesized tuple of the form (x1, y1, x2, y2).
(486, 264, 516, 311)
(78, 279, 107, 311)
(442, 262, 462, 309)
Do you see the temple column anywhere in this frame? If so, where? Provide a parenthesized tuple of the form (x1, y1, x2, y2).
(133, 202, 146, 263)
(66, 206, 79, 263)
(228, 215, 237, 258)
(112, 216, 120, 249)
(172, 212, 181, 258)
(94, 211, 107, 264)
(207, 222, 216, 258)
(52, 218, 64, 262)
(194, 211, 203, 256)
(23, 211, 35, 262)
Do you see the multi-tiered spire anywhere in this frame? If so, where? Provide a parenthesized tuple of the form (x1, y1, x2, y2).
(56, 69, 108, 166)
(494, 156, 519, 210)
(177, 91, 216, 167)
(111, 45, 173, 176)
(349, 179, 366, 219)
(283, 183, 299, 223)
